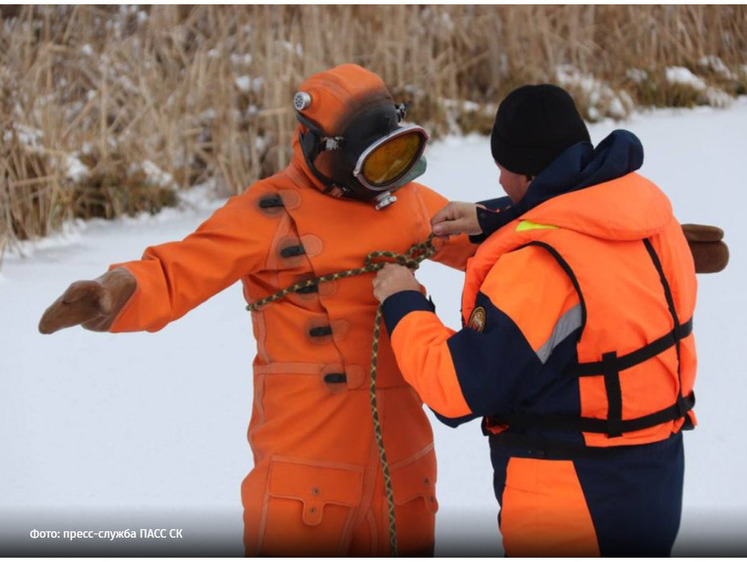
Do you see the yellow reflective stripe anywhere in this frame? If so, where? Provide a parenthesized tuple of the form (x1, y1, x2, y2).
(516, 220, 559, 232)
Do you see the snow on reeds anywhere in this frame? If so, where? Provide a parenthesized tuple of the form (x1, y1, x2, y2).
(1, 5, 745, 257)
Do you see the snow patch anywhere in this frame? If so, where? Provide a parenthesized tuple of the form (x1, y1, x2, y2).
(2, 218, 87, 262)
(556, 64, 633, 120)
(704, 87, 733, 108)
(140, 160, 177, 189)
(235, 76, 252, 93)
(230, 53, 252, 66)
(63, 154, 89, 182)
(666, 66, 707, 90)
(626, 68, 648, 84)
(698, 56, 737, 80)
(4, 124, 44, 147)
(235, 76, 264, 94)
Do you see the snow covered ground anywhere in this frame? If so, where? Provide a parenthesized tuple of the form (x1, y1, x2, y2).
(1, 98, 746, 556)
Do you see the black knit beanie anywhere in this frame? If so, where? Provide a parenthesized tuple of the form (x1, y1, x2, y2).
(491, 84, 591, 176)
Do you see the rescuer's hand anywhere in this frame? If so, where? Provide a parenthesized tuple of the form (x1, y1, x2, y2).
(431, 201, 483, 238)
(373, 264, 421, 303)
(38, 267, 137, 334)
(682, 223, 729, 274)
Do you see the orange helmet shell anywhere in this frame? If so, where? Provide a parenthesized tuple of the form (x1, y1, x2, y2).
(296, 64, 394, 136)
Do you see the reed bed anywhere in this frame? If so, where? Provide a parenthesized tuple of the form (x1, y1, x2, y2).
(1, 5, 746, 258)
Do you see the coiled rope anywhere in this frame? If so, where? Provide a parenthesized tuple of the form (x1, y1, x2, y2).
(246, 234, 437, 556)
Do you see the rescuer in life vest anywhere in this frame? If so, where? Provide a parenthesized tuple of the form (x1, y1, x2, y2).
(373, 84, 729, 556)
(37, 64, 477, 556)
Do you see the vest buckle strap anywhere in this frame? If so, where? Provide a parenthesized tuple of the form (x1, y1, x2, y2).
(601, 350, 623, 438)
(675, 392, 694, 418)
(573, 317, 693, 377)
(485, 391, 695, 437)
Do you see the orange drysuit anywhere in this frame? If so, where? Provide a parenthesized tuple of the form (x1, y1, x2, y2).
(106, 66, 474, 556)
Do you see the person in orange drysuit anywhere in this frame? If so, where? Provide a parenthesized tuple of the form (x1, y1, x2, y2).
(373, 84, 729, 556)
(38, 64, 476, 556)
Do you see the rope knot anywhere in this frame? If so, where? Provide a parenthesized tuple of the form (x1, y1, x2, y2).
(398, 256, 422, 270)
(246, 234, 437, 312)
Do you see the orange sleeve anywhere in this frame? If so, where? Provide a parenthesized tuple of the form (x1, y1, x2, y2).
(382, 246, 580, 419)
(413, 183, 478, 271)
(484, 246, 580, 355)
(109, 189, 273, 333)
(383, 292, 473, 418)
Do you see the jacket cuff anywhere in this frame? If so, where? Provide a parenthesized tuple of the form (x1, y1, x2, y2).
(432, 408, 482, 428)
(381, 290, 435, 335)
(469, 197, 512, 243)
(469, 207, 502, 244)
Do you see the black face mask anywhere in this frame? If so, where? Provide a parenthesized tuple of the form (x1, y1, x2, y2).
(297, 103, 428, 207)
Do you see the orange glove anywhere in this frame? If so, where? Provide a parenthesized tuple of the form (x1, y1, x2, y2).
(682, 224, 729, 274)
(38, 267, 137, 334)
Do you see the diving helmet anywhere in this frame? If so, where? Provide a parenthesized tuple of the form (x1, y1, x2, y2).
(294, 64, 428, 210)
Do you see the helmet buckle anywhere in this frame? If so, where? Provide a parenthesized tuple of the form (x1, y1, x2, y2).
(395, 103, 409, 122)
(322, 136, 343, 151)
(374, 191, 397, 211)
(326, 185, 348, 198)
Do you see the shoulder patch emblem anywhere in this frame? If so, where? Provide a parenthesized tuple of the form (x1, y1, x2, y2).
(468, 306, 487, 332)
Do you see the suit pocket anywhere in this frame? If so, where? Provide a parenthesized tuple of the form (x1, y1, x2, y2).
(258, 457, 365, 555)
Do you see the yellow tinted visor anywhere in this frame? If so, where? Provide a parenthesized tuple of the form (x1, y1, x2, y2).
(361, 132, 424, 187)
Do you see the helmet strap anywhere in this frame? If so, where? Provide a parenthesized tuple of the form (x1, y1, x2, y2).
(297, 129, 340, 194)
(296, 113, 351, 195)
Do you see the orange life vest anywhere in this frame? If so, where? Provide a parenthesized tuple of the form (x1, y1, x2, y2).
(464, 172, 697, 447)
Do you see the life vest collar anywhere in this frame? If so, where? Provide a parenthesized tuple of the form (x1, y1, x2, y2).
(477, 130, 647, 239)
(523, 172, 673, 241)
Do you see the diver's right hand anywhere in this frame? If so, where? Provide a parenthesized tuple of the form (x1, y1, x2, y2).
(38, 268, 137, 334)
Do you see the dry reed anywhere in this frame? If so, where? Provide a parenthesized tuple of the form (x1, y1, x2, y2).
(1, 5, 745, 258)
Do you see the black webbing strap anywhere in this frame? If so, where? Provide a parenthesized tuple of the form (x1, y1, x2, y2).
(601, 351, 623, 437)
(488, 392, 695, 435)
(572, 318, 693, 377)
(488, 428, 687, 460)
(643, 237, 688, 415)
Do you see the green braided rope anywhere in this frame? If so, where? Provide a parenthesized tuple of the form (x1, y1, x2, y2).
(246, 234, 437, 556)
(246, 235, 436, 312)
(369, 304, 398, 554)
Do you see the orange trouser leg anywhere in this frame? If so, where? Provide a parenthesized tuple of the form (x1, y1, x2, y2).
(500, 457, 600, 557)
(347, 463, 437, 557)
(242, 455, 437, 557)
